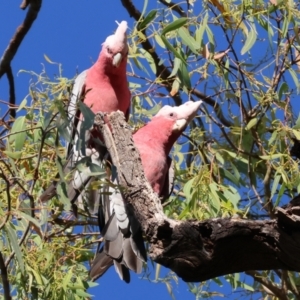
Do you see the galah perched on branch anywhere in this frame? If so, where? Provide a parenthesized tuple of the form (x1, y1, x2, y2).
(40, 21, 131, 213)
(90, 100, 202, 283)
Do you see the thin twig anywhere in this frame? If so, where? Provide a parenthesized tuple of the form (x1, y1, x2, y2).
(0, 251, 11, 300)
(0, 171, 12, 230)
(5, 66, 16, 119)
(159, 0, 187, 17)
(245, 270, 289, 300)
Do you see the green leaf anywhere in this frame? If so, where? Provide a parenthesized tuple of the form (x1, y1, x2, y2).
(43, 110, 53, 129)
(88, 163, 106, 176)
(292, 129, 300, 140)
(77, 101, 95, 155)
(57, 182, 71, 210)
(17, 98, 27, 112)
(241, 282, 255, 292)
(138, 9, 157, 30)
(274, 182, 285, 207)
(138, 48, 157, 74)
(160, 35, 186, 64)
(178, 27, 200, 54)
(17, 211, 42, 232)
(161, 18, 187, 35)
(178, 61, 191, 90)
(260, 153, 284, 160)
(154, 34, 166, 49)
(268, 130, 278, 145)
(63, 269, 73, 292)
(281, 11, 291, 38)
(195, 14, 208, 44)
(85, 281, 99, 288)
(3, 151, 22, 159)
(224, 187, 240, 209)
(168, 57, 181, 78)
(9, 116, 27, 150)
(278, 82, 289, 100)
(271, 173, 281, 199)
(28, 266, 44, 286)
(209, 183, 221, 212)
(219, 168, 240, 186)
(268, 0, 283, 13)
(293, 114, 300, 129)
(205, 25, 215, 47)
(5, 223, 25, 274)
(140, 0, 148, 20)
(288, 67, 300, 92)
(183, 178, 195, 203)
(75, 289, 93, 297)
(245, 118, 258, 130)
(78, 101, 95, 129)
(75, 156, 91, 172)
(132, 56, 150, 76)
(241, 23, 257, 55)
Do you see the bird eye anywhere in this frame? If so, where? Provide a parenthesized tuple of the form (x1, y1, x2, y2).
(107, 46, 113, 54)
(170, 113, 174, 117)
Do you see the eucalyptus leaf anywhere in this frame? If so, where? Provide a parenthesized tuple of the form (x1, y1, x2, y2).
(9, 116, 27, 150)
(6, 223, 25, 274)
(138, 9, 157, 30)
(161, 18, 187, 35)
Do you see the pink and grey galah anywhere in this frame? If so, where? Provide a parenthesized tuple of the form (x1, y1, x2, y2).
(40, 21, 131, 209)
(90, 100, 202, 283)
(67, 20, 131, 214)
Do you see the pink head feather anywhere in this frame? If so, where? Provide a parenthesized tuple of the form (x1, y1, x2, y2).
(102, 21, 128, 57)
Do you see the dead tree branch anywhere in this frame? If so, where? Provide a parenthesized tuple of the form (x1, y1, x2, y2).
(0, 0, 42, 78)
(0, 0, 42, 119)
(95, 111, 300, 282)
(6, 66, 16, 119)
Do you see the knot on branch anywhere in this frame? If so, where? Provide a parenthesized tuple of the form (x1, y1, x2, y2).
(276, 195, 300, 229)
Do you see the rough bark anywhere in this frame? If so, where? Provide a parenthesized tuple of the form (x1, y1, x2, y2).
(95, 111, 300, 282)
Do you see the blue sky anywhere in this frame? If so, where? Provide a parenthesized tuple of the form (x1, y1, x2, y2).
(0, 2, 215, 299)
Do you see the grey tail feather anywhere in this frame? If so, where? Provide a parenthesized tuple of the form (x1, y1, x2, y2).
(104, 230, 123, 260)
(122, 238, 143, 274)
(90, 249, 114, 281)
(91, 167, 147, 283)
(101, 213, 120, 241)
(98, 185, 110, 231)
(131, 229, 147, 263)
(113, 260, 130, 283)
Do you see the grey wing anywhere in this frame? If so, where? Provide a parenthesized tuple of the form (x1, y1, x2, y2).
(67, 70, 87, 154)
(39, 70, 88, 203)
(160, 156, 175, 202)
(67, 70, 109, 215)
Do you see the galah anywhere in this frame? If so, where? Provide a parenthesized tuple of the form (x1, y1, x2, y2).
(90, 100, 202, 283)
(40, 21, 131, 214)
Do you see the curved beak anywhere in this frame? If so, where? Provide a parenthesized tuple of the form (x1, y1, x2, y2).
(112, 53, 122, 67)
(173, 101, 202, 131)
